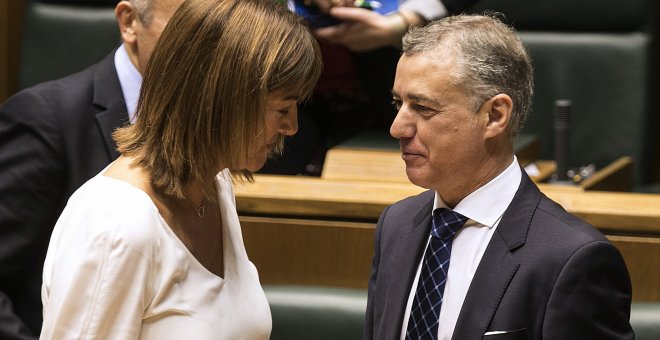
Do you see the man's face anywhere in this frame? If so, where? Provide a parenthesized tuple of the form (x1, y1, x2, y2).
(132, 0, 183, 73)
(390, 52, 488, 195)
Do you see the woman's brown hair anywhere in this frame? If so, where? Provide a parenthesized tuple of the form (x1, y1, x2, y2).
(114, 0, 322, 199)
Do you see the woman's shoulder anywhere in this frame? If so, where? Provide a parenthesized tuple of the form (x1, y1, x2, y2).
(58, 175, 165, 250)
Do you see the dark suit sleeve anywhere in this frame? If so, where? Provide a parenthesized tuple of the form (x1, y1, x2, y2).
(363, 205, 389, 340)
(0, 90, 67, 339)
(543, 240, 634, 339)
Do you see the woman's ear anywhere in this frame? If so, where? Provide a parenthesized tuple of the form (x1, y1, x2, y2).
(483, 93, 513, 139)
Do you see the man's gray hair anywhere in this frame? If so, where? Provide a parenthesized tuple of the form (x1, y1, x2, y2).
(402, 13, 534, 136)
(130, 0, 155, 26)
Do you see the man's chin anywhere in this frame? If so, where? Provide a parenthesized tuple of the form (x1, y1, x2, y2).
(405, 167, 433, 189)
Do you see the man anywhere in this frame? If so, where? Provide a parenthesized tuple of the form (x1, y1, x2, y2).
(364, 14, 634, 340)
(0, 0, 182, 338)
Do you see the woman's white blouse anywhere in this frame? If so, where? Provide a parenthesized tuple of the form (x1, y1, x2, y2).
(40, 169, 271, 339)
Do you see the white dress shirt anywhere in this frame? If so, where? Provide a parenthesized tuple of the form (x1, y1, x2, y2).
(41, 169, 272, 339)
(400, 157, 522, 340)
(114, 44, 142, 124)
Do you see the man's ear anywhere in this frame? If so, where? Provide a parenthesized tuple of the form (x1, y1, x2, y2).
(482, 93, 513, 139)
(115, 1, 137, 45)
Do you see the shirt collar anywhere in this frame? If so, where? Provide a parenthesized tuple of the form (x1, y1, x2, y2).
(114, 44, 143, 124)
(434, 156, 522, 228)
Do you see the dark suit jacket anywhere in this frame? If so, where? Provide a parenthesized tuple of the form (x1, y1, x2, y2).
(0, 51, 128, 339)
(364, 171, 634, 339)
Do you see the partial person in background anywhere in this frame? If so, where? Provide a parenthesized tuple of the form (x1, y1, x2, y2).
(314, 0, 480, 51)
(260, 0, 479, 176)
(0, 0, 183, 338)
(365, 14, 633, 339)
(40, 0, 322, 338)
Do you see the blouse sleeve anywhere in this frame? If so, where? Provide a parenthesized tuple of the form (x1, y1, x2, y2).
(41, 193, 158, 340)
(399, 0, 449, 21)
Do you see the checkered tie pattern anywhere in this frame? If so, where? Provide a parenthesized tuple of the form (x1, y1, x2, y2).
(405, 208, 468, 340)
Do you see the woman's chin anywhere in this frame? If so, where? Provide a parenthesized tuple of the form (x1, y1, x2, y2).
(243, 149, 269, 172)
(245, 162, 265, 173)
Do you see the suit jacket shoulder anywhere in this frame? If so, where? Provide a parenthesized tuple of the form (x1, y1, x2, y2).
(454, 173, 633, 339)
(0, 50, 128, 337)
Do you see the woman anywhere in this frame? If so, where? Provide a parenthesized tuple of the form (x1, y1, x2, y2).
(40, 0, 322, 338)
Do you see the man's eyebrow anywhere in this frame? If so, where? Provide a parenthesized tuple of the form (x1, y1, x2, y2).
(391, 90, 442, 107)
(410, 94, 441, 106)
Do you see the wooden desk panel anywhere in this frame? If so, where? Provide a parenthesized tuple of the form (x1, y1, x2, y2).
(241, 216, 374, 289)
(539, 185, 660, 234)
(609, 235, 660, 302)
(321, 148, 407, 183)
(237, 175, 660, 301)
(322, 147, 555, 184)
(322, 148, 632, 193)
(235, 175, 424, 220)
(241, 215, 660, 301)
(241, 216, 660, 302)
(236, 175, 660, 234)
(0, 0, 24, 103)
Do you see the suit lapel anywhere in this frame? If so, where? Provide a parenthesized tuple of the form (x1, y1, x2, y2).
(92, 51, 129, 160)
(452, 172, 541, 339)
(384, 191, 434, 338)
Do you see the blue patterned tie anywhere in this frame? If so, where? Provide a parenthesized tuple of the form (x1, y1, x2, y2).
(406, 208, 469, 340)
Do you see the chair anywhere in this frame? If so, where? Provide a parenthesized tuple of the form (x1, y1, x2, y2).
(264, 285, 660, 340)
(467, 0, 659, 190)
(18, 0, 119, 90)
(632, 302, 660, 340)
(265, 285, 367, 340)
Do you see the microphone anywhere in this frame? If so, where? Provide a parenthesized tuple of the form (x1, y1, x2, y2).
(553, 99, 571, 182)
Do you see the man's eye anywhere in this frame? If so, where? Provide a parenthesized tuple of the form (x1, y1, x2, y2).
(391, 100, 402, 110)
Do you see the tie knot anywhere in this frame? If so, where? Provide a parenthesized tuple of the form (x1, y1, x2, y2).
(431, 208, 468, 240)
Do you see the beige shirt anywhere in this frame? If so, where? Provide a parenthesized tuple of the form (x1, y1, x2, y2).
(41, 169, 271, 339)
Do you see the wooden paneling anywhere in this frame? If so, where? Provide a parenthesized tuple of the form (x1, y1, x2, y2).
(236, 175, 424, 220)
(242, 213, 660, 301)
(235, 175, 660, 233)
(237, 174, 660, 301)
(242, 216, 374, 289)
(322, 136, 542, 183)
(609, 235, 660, 302)
(321, 148, 407, 183)
(0, 0, 24, 103)
(322, 147, 632, 192)
(539, 185, 660, 234)
(579, 156, 633, 192)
